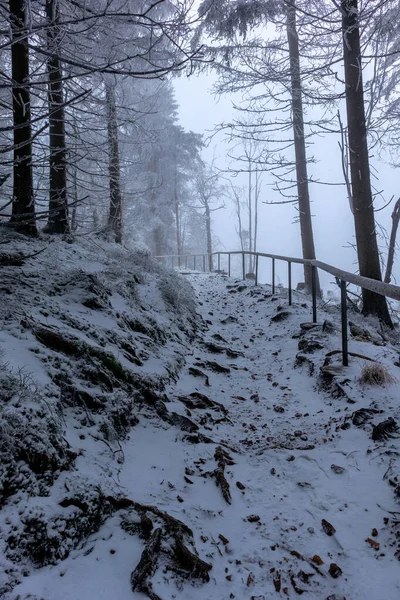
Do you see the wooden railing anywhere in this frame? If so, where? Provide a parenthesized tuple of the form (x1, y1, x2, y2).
(155, 251, 400, 367)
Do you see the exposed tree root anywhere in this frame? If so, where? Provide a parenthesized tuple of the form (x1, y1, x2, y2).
(206, 446, 235, 504)
(0, 252, 25, 266)
(173, 536, 212, 580)
(325, 349, 377, 362)
(178, 392, 228, 415)
(104, 496, 212, 600)
(131, 528, 163, 598)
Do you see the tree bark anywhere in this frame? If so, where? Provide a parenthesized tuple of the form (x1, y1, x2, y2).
(204, 200, 213, 271)
(105, 82, 123, 244)
(248, 159, 252, 273)
(43, 0, 70, 234)
(174, 157, 182, 265)
(9, 0, 37, 235)
(384, 198, 400, 284)
(286, 0, 320, 296)
(341, 0, 392, 325)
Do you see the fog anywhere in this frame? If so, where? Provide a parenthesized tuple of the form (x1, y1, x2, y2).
(174, 73, 400, 294)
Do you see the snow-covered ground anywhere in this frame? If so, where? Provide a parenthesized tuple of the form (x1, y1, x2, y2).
(1, 239, 400, 600)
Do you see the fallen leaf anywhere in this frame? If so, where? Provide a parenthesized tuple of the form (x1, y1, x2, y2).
(322, 519, 336, 536)
(273, 570, 281, 592)
(365, 537, 380, 550)
(247, 514, 261, 523)
(329, 563, 342, 578)
(247, 572, 255, 587)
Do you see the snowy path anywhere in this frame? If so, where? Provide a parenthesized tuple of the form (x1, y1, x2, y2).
(11, 272, 400, 600)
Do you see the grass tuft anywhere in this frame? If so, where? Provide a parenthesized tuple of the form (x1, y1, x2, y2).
(359, 363, 397, 386)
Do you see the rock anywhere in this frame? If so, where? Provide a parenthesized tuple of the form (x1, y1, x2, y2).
(349, 321, 372, 340)
(351, 407, 381, 427)
(203, 341, 225, 353)
(330, 464, 345, 475)
(300, 322, 321, 331)
(221, 316, 238, 324)
(322, 320, 336, 334)
(199, 360, 231, 374)
(298, 338, 324, 353)
(372, 417, 398, 441)
(236, 481, 246, 490)
(311, 554, 324, 565)
(271, 311, 291, 323)
(294, 353, 315, 376)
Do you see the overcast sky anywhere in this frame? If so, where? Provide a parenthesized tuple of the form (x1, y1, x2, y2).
(174, 73, 400, 293)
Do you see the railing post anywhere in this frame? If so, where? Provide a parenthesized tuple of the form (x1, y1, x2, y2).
(185, 255, 188, 269)
(203, 255, 206, 272)
(288, 261, 292, 305)
(209, 253, 213, 272)
(341, 279, 349, 367)
(255, 254, 259, 286)
(228, 253, 231, 277)
(272, 258, 275, 294)
(194, 255, 197, 270)
(312, 265, 317, 323)
(242, 253, 245, 280)
(218, 252, 221, 272)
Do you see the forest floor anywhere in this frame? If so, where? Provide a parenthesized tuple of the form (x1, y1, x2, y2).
(1, 237, 400, 600)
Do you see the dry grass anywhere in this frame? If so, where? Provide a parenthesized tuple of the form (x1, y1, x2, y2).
(359, 363, 397, 386)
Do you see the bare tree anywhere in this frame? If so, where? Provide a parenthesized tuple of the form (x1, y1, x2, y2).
(286, 0, 320, 295)
(341, 0, 392, 325)
(8, 0, 37, 235)
(43, 0, 70, 234)
(105, 81, 123, 244)
(193, 162, 225, 271)
(197, 0, 322, 294)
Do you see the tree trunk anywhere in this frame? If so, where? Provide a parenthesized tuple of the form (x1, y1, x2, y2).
(9, 0, 37, 235)
(70, 111, 79, 232)
(174, 161, 182, 266)
(253, 169, 259, 272)
(286, 0, 320, 296)
(248, 159, 252, 273)
(43, 0, 70, 234)
(341, 0, 392, 325)
(154, 226, 163, 257)
(70, 167, 78, 232)
(384, 198, 400, 284)
(205, 200, 213, 271)
(105, 82, 123, 244)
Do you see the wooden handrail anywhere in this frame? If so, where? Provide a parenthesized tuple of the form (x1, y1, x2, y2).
(155, 250, 400, 366)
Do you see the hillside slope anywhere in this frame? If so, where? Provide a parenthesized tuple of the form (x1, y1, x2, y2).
(0, 233, 198, 597)
(1, 236, 400, 600)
